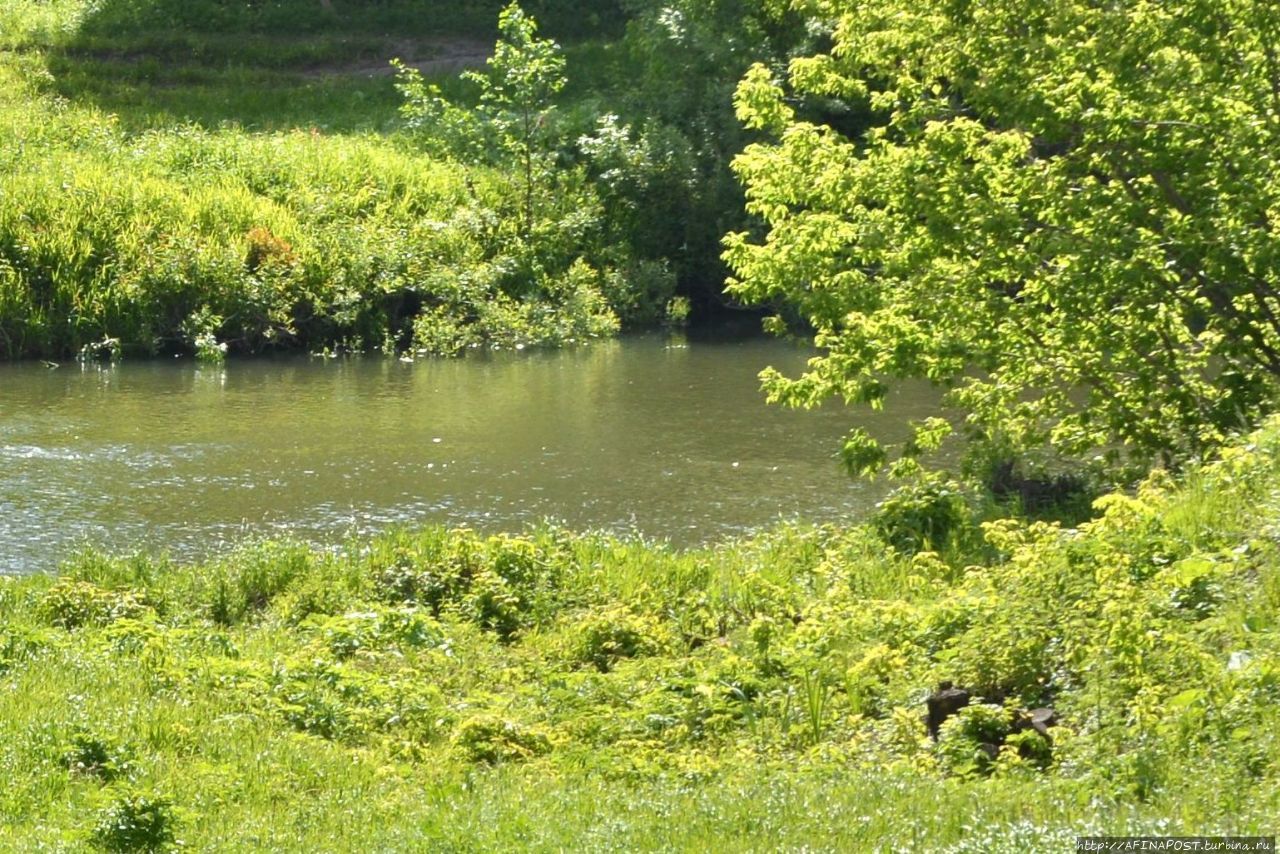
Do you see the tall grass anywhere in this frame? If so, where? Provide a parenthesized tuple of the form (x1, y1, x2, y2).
(0, 1, 635, 361)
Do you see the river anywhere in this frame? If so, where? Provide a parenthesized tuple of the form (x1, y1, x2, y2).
(0, 330, 945, 572)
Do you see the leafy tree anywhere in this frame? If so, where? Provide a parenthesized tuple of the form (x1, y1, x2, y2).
(726, 0, 1280, 477)
(588, 0, 807, 305)
(465, 2, 568, 238)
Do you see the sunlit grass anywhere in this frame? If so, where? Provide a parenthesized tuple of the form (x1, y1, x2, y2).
(0, 1, 630, 361)
(1, 421, 1279, 847)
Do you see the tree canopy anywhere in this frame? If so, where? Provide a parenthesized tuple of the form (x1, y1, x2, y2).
(726, 0, 1280, 477)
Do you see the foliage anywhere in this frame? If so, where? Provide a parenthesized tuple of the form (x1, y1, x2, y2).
(3, 0, 1280, 843)
(0, 0, 816, 352)
(871, 475, 972, 554)
(935, 704, 1012, 777)
(1, 420, 1279, 845)
(570, 605, 670, 671)
(465, 3, 567, 237)
(454, 716, 553, 763)
(578, 0, 809, 306)
(394, 6, 679, 332)
(727, 0, 1280, 474)
(91, 792, 179, 852)
(40, 581, 150, 630)
(61, 731, 134, 783)
(0, 2, 626, 360)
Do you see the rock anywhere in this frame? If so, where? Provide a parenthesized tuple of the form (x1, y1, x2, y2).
(977, 742, 1000, 762)
(1013, 707, 1058, 738)
(925, 681, 971, 740)
(1229, 651, 1252, 671)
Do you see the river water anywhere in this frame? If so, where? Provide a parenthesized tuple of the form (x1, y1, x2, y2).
(0, 331, 944, 572)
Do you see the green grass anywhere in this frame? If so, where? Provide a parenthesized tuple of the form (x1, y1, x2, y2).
(5, 0, 622, 133)
(2, 420, 1280, 848)
(0, 1, 643, 361)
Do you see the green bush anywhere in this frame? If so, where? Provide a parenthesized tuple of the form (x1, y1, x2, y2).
(571, 605, 670, 672)
(935, 704, 1011, 778)
(453, 715, 552, 764)
(301, 609, 443, 659)
(203, 543, 315, 625)
(871, 477, 971, 554)
(91, 791, 179, 852)
(40, 581, 149, 630)
(0, 625, 51, 674)
(61, 731, 133, 783)
(370, 529, 567, 636)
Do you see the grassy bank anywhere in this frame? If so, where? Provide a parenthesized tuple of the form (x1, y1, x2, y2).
(3, 422, 1279, 848)
(0, 1, 652, 361)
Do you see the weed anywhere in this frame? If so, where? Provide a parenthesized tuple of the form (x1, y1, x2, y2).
(454, 715, 551, 764)
(91, 791, 179, 852)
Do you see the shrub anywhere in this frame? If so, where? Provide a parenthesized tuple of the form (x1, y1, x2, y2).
(1003, 729, 1053, 771)
(274, 570, 362, 625)
(371, 532, 475, 611)
(464, 570, 525, 639)
(243, 226, 295, 273)
(571, 605, 669, 672)
(273, 660, 362, 741)
(0, 626, 50, 674)
(40, 581, 148, 629)
(598, 259, 679, 328)
(91, 791, 179, 852)
(370, 529, 567, 635)
(872, 477, 971, 554)
(844, 644, 908, 717)
(61, 731, 133, 783)
(453, 715, 551, 764)
(204, 543, 314, 625)
(935, 704, 1012, 778)
(301, 609, 443, 659)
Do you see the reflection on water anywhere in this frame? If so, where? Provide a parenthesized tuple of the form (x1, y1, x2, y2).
(0, 332, 945, 572)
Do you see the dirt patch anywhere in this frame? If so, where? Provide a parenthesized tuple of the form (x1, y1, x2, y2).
(53, 34, 492, 80)
(298, 37, 491, 79)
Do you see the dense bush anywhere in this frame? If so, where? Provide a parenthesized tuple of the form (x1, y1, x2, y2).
(729, 0, 1280, 474)
(60, 731, 134, 783)
(92, 791, 179, 852)
(870, 476, 972, 555)
(39, 581, 150, 630)
(0, 98, 625, 358)
(454, 715, 553, 763)
(570, 605, 670, 671)
(935, 704, 1012, 777)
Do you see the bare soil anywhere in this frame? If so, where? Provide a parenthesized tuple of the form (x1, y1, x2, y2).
(297, 37, 491, 79)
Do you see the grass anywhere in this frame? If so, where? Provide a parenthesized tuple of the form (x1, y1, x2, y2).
(2, 420, 1279, 848)
(3, 4, 1279, 843)
(0, 1, 643, 361)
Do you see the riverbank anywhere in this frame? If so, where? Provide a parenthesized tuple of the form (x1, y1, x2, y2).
(3, 421, 1277, 848)
(0, 1, 662, 362)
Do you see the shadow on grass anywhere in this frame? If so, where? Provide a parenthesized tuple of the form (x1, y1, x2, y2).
(36, 0, 624, 132)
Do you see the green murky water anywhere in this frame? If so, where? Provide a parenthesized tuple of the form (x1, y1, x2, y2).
(0, 331, 945, 572)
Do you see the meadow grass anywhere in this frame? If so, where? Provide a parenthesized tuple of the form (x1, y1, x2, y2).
(2, 421, 1279, 849)
(4, 1, 1279, 847)
(0, 0, 635, 361)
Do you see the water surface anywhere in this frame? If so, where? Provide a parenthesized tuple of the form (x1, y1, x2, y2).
(0, 332, 944, 572)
